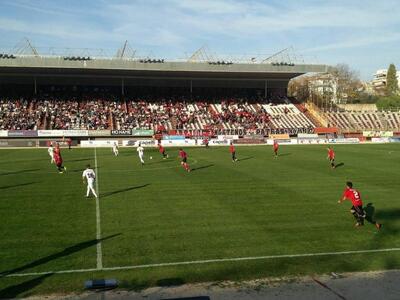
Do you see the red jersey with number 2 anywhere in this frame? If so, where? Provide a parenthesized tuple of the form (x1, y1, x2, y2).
(343, 188, 363, 206)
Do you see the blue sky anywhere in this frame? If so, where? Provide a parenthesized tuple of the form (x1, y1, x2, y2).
(0, 0, 399, 80)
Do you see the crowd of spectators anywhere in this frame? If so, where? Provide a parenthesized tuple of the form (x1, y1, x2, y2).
(0, 98, 42, 130)
(0, 95, 314, 131)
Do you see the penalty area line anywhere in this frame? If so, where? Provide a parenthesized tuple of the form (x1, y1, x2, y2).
(3, 247, 400, 278)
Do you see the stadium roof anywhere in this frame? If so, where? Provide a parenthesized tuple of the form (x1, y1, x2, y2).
(0, 56, 330, 89)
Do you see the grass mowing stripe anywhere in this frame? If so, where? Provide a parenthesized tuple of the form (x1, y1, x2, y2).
(94, 147, 103, 270)
(4, 247, 400, 277)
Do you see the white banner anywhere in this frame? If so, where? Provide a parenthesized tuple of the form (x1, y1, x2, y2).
(0, 130, 8, 137)
(209, 139, 231, 146)
(217, 135, 239, 141)
(371, 137, 390, 143)
(38, 130, 89, 137)
(328, 138, 360, 144)
(81, 140, 115, 147)
(266, 139, 298, 145)
(63, 130, 89, 137)
(161, 139, 197, 146)
(363, 131, 393, 137)
(298, 138, 328, 144)
(38, 130, 61, 137)
(122, 140, 156, 147)
(297, 133, 319, 138)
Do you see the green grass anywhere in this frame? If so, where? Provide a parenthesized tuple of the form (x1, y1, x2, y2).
(1, 144, 400, 298)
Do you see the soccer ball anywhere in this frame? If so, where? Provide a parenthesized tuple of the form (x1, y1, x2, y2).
(150, 156, 153, 160)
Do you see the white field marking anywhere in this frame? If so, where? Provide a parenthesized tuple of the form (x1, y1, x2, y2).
(3, 247, 400, 278)
(94, 147, 103, 270)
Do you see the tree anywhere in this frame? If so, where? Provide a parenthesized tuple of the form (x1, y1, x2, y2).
(288, 75, 310, 102)
(329, 64, 363, 103)
(386, 64, 399, 96)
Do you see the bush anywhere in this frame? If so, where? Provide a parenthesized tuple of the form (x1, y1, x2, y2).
(376, 95, 400, 110)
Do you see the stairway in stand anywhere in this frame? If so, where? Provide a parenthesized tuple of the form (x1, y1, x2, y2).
(294, 103, 323, 127)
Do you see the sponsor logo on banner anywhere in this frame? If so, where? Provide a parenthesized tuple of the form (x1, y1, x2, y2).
(111, 129, 131, 136)
(298, 138, 328, 144)
(328, 138, 359, 144)
(235, 138, 265, 144)
(63, 130, 88, 137)
(217, 135, 239, 140)
(122, 140, 155, 147)
(131, 129, 154, 136)
(81, 140, 115, 147)
(371, 137, 390, 143)
(160, 139, 196, 146)
(267, 139, 296, 145)
(297, 133, 319, 138)
(0, 130, 8, 137)
(38, 130, 88, 137)
(270, 134, 290, 140)
(38, 130, 61, 137)
(389, 137, 400, 143)
(209, 139, 230, 145)
(363, 131, 393, 137)
(88, 130, 111, 136)
(7, 130, 38, 137)
(162, 135, 185, 140)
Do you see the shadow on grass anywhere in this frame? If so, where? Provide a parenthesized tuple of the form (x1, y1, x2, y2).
(0, 182, 39, 190)
(66, 158, 92, 163)
(192, 164, 214, 172)
(278, 153, 291, 157)
(0, 169, 41, 176)
(364, 203, 380, 226)
(374, 208, 400, 232)
(237, 156, 253, 162)
(101, 184, 150, 198)
(0, 273, 53, 299)
(335, 162, 345, 168)
(0, 234, 121, 277)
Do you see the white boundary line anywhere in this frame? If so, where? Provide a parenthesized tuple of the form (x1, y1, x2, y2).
(94, 147, 103, 270)
(3, 247, 400, 278)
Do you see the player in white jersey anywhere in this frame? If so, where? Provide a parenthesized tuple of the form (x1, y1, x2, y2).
(137, 143, 145, 165)
(48, 144, 55, 164)
(82, 164, 98, 198)
(112, 142, 119, 156)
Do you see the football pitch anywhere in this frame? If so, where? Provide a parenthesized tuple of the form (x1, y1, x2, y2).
(1, 144, 400, 298)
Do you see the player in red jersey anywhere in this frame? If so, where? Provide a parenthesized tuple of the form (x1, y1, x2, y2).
(229, 142, 237, 162)
(327, 146, 335, 169)
(54, 144, 67, 173)
(204, 138, 209, 148)
(158, 144, 168, 159)
(273, 140, 279, 157)
(179, 148, 190, 172)
(338, 181, 381, 229)
(67, 138, 72, 150)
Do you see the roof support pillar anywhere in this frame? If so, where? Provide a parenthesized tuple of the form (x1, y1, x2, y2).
(264, 80, 268, 98)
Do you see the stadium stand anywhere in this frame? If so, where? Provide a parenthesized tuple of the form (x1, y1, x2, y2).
(323, 110, 400, 130)
(0, 96, 317, 131)
(3, 93, 400, 132)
